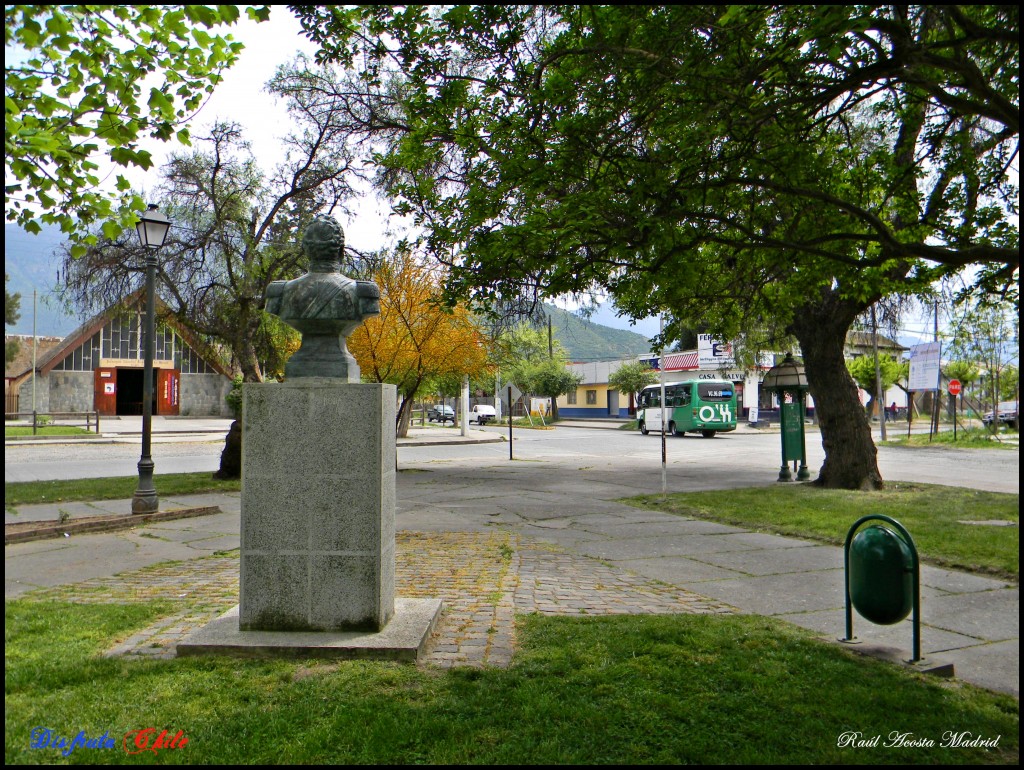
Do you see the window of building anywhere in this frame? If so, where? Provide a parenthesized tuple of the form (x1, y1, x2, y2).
(586, 389, 597, 405)
(566, 390, 577, 405)
(52, 332, 101, 371)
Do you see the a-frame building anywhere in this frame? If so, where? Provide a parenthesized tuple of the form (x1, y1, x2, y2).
(9, 290, 233, 417)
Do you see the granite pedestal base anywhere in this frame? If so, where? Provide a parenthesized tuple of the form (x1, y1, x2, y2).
(177, 598, 443, 662)
(240, 380, 397, 632)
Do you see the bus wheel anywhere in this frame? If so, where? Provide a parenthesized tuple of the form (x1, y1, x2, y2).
(669, 421, 681, 436)
(639, 421, 649, 435)
(701, 430, 716, 438)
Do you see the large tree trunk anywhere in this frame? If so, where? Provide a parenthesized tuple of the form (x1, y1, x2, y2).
(215, 324, 264, 479)
(791, 294, 883, 490)
(213, 420, 242, 479)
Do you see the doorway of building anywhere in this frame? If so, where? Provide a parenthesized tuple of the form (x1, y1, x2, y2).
(115, 367, 148, 415)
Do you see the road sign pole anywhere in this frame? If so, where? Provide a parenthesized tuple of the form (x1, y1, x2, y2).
(508, 385, 513, 460)
(948, 380, 962, 442)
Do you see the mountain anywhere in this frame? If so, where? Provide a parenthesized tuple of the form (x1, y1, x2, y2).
(543, 303, 653, 362)
(5, 224, 81, 336)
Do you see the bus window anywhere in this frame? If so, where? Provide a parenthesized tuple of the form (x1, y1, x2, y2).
(678, 385, 692, 406)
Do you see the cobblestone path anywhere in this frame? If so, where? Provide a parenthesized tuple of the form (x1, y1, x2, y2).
(19, 531, 734, 667)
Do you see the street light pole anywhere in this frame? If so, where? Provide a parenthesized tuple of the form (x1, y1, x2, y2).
(132, 205, 170, 514)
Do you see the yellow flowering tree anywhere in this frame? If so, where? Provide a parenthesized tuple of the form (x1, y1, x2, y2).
(349, 250, 491, 436)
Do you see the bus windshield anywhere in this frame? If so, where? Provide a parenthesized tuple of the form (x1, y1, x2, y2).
(697, 383, 733, 401)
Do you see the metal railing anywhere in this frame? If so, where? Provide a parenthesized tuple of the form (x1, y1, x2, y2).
(7, 411, 101, 435)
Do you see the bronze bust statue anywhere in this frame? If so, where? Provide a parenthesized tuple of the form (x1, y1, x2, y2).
(265, 215, 380, 380)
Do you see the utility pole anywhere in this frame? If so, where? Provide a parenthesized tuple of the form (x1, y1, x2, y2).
(932, 300, 941, 435)
(660, 314, 667, 496)
(872, 304, 886, 441)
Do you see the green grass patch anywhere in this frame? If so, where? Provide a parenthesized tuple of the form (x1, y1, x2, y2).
(5, 426, 96, 437)
(5, 472, 240, 511)
(4, 601, 1017, 765)
(624, 483, 1018, 580)
(881, 426, 1019, 449)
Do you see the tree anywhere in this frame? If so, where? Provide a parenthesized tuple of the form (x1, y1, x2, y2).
(5, 5, 270, 248)
(348, 249, 491, 437)
(291, 5, 1018, 489)
(946, 299, 1020, 416)
(847, 355, 903, 418)
(944, 360, 982, 391)
(493, 325, 581, 419)
(5, 273, 21, 365)
(58, 57, 373, 479)
(609, 361, 659, 405)
(59, 63, 367, 383)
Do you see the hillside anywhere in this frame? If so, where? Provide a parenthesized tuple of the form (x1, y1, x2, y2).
(543, 303, 653, 362)
(5, 224, 80, 336)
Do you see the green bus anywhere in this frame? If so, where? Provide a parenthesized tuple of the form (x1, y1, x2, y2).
(636, 379, 738, 438)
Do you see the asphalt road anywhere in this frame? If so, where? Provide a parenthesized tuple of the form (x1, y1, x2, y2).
(5, 425, 1019, 495)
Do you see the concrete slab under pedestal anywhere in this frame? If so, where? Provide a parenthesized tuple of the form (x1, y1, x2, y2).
(176, 598, 443, 663)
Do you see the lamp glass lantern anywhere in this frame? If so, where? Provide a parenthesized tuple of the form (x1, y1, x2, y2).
(136, 204, 171, 248)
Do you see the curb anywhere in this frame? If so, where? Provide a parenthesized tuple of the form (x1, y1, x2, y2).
(398, 436, 505, 447)
(7, 433, 506, 448)
(5, 506, 222, 545)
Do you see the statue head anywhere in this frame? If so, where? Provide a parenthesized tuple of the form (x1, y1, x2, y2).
(302, 215, 345, 271)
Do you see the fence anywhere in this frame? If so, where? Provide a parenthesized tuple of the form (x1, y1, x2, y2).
(7, 411, 101, 435)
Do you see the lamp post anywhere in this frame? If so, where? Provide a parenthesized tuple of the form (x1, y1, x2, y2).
(762, 353, 811, 482)
(132, 204, 171, 514)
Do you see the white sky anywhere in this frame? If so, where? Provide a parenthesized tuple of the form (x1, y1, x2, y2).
(110, 10, 398, 254)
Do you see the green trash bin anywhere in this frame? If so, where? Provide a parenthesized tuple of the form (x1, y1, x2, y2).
(849, 525, 914, 625)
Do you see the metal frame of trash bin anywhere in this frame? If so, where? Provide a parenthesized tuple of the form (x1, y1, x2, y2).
(840, 514, 922, 663)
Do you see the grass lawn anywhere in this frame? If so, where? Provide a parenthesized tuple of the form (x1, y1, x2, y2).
(624, 483, 1019, 580)
(5, 425, 97, 437)
(4, 600, 1017, 765)
(880, 426, 1018, 449)
(5, 472, 241, 512)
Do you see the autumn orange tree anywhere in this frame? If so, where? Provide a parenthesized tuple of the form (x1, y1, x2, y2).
(349, 250, 491, 436)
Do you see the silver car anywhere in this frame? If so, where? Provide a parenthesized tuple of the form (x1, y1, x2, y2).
(982, 401, 1019, 429)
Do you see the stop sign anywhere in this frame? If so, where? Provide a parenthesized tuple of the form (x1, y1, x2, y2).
(948, 379, 962, 396)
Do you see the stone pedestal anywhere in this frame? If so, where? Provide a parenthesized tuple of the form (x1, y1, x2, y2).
(239, 379, 396, 632)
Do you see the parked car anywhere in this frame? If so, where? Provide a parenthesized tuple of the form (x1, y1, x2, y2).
(427, 404, 455, 423)
(468, 404, 497, 425)
(982, 401, 1019, 429)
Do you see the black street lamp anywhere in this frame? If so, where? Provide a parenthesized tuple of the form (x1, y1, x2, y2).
(132, 204, 171, 514)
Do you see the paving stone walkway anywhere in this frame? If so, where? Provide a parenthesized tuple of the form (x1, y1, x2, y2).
(18, 531, 734, 667)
